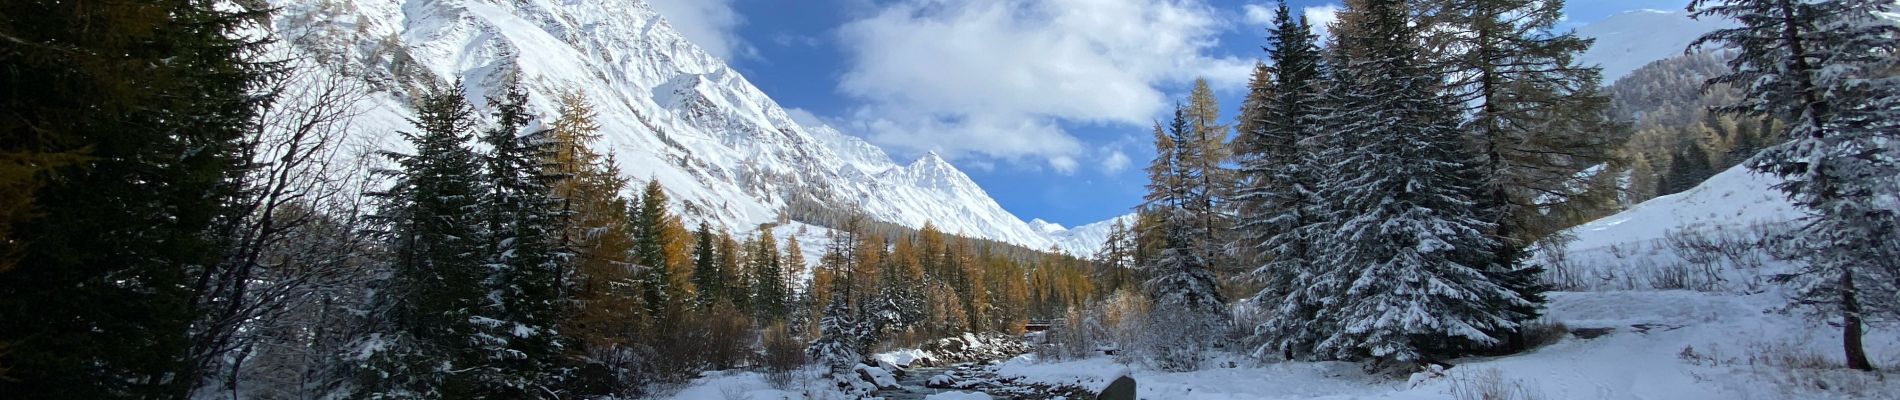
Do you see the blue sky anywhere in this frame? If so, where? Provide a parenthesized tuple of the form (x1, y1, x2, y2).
(646, 0, 1687, 227)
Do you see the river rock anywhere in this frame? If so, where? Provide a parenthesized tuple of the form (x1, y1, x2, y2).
(1097, 375, 1136, 400)
(855, 364, 901, 389)
(926, 373, 958, 388)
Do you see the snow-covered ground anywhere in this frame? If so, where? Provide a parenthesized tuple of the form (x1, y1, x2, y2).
(990, 290, 1899, 399)
(663, 368, 843, 400)
(975, 165, 1895, 399)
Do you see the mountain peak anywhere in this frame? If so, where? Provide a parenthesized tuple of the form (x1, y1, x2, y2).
(895, 151, 975, 191)
(915, 150, 948, 165)
(1029, 218, 1068, 234)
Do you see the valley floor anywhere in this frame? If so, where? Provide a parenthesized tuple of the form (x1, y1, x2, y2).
(672, 290, 1900, 399)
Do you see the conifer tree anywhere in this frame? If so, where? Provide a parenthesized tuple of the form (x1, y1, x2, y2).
(750, 229, 790, 320)
(1138, 105, 1230, 371)
(783, 236, 808, 294)
(1237, 2, 1335, 360)
(631, 181, 679, 322)
(691, 223, 722, 308)
(359, 84, 492, 398)
(1183, 80, 1232, 266)
(544, 93, 645, 394)
(1092, 219, 1139, 293)
(0, 0, 272, 396)
(1689, 0, 1900, 371)
(1658, 139, 1715, 196)
(807, 291, 862, 375)
(1308, 0, 1528, 365)
(1415, 0, 1622, 337)
(473, 80, 568, 397)
(717, 230, 748, 309)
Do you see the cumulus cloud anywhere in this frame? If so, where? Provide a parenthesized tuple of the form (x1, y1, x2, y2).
(1243, 3, 1339, 42)
(1304, 4, 1342, 42)
(647, 0, 754, 60)
(1242, 3, 1277, 25)
(1100, 150, 1132, 174)
(835, 0, 1250, 172)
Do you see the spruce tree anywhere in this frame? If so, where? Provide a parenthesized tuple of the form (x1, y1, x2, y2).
(474, 81, 567, 397)
(750, 229, 790, 320)
(1689, 0, 1900, 371)
(1138, 106, 1230, 371)
(807, 292, 862, 375)
(359, 83, 491, 398)
(0, 0, 272, 396)
(1659, 139, 1715, 196)
(691, 223, 722, 308)
(1415, 0, 1622, 338)
(717, 230, 748, 309)
(1236, 2, 1335, 361)
(631, 181, 678, 322)
(1308, 0, 1528, 366)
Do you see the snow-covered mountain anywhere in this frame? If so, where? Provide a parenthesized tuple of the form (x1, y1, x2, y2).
(268, 0, 1056, 249)
(1039, 214, 1136, 256)
(1576, 9, 1736, 83)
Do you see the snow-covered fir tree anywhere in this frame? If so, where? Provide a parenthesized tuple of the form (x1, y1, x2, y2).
(1138, 106, 1231, 372)
(473, 80, 569, 397)
(1414, 0, 1625, 342)
(749, 229, 792, 320)
(1689, 0, 1900, 371)
(358, 83, 492, 398)
(1235, 1, 1337, 361)
(1305, 0, 1529, 366)
(807, 292, 864, 385)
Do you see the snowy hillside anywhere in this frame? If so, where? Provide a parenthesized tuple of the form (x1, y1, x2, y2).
(1038, 214, 1136, 256)
(1539, 163, 1804, 293)
(1577, 10, 1735, 83)
(268, 0, 1057, 249)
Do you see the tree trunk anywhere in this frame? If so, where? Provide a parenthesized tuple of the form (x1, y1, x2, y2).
(1842, 269, 1875, 371)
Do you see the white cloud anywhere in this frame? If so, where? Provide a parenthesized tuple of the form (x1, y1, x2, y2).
(771, 32, 823, 48)
(1050, 156, 1081, 174)
(1243, 3, 1339, 40)
(1243, 3, 1277, 26)
(835, 0, 1250, 171)
(646, 0, 754, 60)
(1304, 4, 1342, 42)
(1101, 150, 1132, 174)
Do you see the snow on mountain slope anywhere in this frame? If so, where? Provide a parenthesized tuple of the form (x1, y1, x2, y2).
(1541, 164, 1804, 292)
(267, 0, 1054, 249)
(1564, 165, 1801, 254)
(1040, 214, 1136, 256)
(1578, 10, 1735, 83)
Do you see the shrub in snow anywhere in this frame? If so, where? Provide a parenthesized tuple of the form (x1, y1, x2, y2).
(1449, 368, 1544, 400)
(1516, 320, 1570, 350)
(758, 322, 807, 387)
